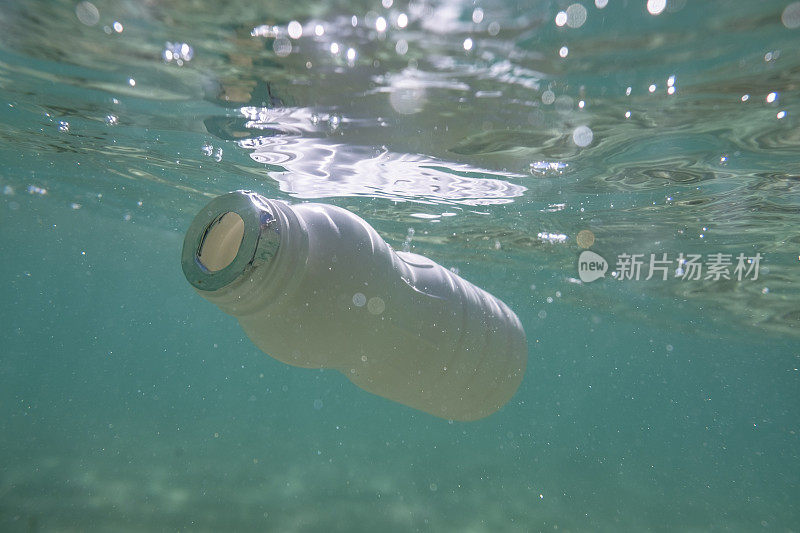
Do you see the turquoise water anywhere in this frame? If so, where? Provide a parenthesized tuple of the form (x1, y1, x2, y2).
(1, 0, 799, 531)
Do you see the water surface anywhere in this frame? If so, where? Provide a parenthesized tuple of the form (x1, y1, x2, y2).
(1, 0, 799, 531)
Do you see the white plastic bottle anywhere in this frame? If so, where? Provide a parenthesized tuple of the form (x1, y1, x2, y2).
(181, 191, 527, 421)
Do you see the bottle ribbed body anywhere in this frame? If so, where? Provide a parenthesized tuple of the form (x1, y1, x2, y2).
(185, 192, 527, 421)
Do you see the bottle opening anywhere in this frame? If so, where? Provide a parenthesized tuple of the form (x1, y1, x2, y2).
(198, 212, 245, 272)
(183, 190, 280, 292)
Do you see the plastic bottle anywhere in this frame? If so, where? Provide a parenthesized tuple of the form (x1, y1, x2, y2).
(181, 191, 527, 421)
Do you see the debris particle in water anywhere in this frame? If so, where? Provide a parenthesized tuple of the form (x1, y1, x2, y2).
(402, 227, 414, 252)
(57, 121, 69, 133)
(576, 229, 595, 248)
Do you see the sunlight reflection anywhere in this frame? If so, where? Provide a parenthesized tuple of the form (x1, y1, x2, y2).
(235, 107, 526, 205)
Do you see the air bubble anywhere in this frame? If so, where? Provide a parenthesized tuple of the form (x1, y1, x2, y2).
(76, 1, 99, 26)
(782, 2, 800, 28)
(565, 4, 587, 28)
(572, 125, 593, 147)
(396, 39, 408, 55)
(647, 0, 666, 15)
(367, 297, 386, 315)
(287, 21, 302, 39)
(273, 38, 292, 57)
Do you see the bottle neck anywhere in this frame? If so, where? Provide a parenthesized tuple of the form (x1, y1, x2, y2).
(181, 191, 308, 317)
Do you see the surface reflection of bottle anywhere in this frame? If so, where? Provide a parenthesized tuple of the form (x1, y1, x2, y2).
(182, 191, 527, 421)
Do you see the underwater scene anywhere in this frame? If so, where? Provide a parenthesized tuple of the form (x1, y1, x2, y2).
(1, 0, 799, 531)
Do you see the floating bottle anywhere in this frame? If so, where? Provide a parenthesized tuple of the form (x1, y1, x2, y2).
(181, 191, 527, 421)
